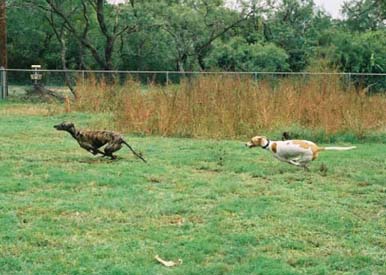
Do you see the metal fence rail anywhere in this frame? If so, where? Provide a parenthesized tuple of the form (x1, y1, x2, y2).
(1, 68, 386, 99)
(5, 68, 386, 76)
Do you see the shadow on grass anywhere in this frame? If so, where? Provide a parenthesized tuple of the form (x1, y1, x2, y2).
(6, 153, 139, 165)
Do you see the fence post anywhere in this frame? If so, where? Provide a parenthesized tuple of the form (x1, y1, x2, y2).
(166, 71, 169, 85)
(0, 66, 7, 99)
(82, 70, 85, 86)
(348, 73, 351, 90)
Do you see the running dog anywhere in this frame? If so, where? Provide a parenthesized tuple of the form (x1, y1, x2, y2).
(54, 122, 146, 162)
(246, 135, 355, 170)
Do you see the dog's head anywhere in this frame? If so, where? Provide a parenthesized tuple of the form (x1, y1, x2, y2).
(54, 121, 75, 131)
(246, 136, 267, 148)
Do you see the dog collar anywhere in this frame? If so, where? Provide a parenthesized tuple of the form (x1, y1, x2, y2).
(262, 139, 270, 149)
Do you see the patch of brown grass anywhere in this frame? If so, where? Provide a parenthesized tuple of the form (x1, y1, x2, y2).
(0, 103, 63, 116)
(72, 75, 386, 138)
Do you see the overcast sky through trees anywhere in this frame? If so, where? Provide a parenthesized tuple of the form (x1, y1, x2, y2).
(107, 0, 346, 18)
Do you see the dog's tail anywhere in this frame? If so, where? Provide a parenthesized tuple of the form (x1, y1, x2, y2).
(319, 146, 356, 151)
(122, 140, 147, 163)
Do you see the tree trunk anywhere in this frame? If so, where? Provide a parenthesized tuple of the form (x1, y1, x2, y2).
(0, 0, 7, 69)
(197, 53, 206, 71)
(104, 37, 114, 71)
(59, 37, 76, 98)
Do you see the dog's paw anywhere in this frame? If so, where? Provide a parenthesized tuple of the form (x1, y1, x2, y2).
(319, 163, 328, 176)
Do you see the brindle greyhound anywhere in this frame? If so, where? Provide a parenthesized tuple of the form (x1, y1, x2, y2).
(54, 122, 146, 162)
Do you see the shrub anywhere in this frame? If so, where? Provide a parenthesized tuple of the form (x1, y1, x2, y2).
(72, 75, 386, 140)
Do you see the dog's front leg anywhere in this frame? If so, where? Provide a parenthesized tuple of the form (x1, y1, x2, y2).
(288, 160, 302, 167)
(79, 142, 106, 156)
(288, 160, 310, 171)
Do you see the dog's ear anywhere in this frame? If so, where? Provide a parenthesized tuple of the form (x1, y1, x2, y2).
(282, 132, 291, 140)
(251, 136, 263, 146)
(258, 136, 268, 145)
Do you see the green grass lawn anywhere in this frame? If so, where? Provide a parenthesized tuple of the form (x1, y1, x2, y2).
(0, 102, 385, 275)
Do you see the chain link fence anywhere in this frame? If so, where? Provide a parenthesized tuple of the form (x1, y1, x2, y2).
(1, 68, 386, 99)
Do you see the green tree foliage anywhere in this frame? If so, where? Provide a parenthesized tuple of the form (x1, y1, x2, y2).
(154, 0, 252, 71)
(206, 36, 289, 71)
(342, 0, 386, 31)
(5, 0, 386, 84)
(332, 30, 386, 73)
(7, 3, 59, 68)
(330, 30, 386, 91)
(261, 0, 334, 71)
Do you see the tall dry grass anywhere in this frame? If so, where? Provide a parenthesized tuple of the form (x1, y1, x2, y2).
(71, 75, 386, 139)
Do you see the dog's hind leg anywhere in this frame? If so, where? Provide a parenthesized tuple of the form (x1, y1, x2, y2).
(104, 142, 122, 160)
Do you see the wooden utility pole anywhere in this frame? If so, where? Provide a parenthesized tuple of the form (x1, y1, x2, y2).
(0, 0, 7, 69)
(0, 0, 7, 98)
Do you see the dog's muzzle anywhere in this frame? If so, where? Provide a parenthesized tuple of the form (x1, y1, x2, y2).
(245, 142, 255, 148)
